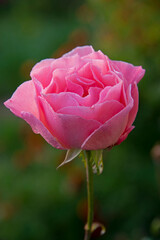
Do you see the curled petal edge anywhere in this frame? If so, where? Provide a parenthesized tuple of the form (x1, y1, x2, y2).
(81, 85, 134, 150)
(21, 111, 65, 150)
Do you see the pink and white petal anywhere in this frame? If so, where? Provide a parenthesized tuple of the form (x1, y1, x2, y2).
(39, 96, 101, 149)
(4, 80, 39, 119)
(21, 112, 65, 149)
(111, 60, 145, 86)
(116, 126, 135, 145)
(81, 86, 134, 150)
(30, 59, 54, 88)
(43, 92, 80, 112)
(63, 45, 94, 58)
(58, 100, 124, 124)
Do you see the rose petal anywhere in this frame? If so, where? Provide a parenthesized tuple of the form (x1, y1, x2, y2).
(33, 78, 43, 95)
(45, 87, 101, 110)
(38, 96, 101, 149)
(56, 54, 81, 69)
(98, 82, 123, 104)
(43, 92, 80, 112)
(111, 60, 145, 86)
(102, 72, 118, 86)
(78, 62, 93, 79)
(83, 50, 111, 72)
(48, 69, 67, 93)
(116, 126, 135, 145)
(79, 87, 102, 106)
(63, 45, 94, 57)
(4, 80, 39, 118)
(66, 79, 84, 96)
(82, 50, 106, 60)
(21, 112, 64, 149)
(98, 86, 112, 104)
(126, 82, 139, 128)
(30, 59, 54, 88)
(81, 85, 134, 150)
(67, 72, 95, 96)
(90, 64, 104, 87)
(58, 100, 124, 124)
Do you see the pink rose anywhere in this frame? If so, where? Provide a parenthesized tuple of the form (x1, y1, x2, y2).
(4, 46, 145, 150)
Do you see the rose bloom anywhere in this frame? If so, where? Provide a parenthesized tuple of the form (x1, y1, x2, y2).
(4, 46, 145, 150)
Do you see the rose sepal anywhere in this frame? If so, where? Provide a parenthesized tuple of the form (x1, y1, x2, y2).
(90, 150, 103, 175)
(57, 148, 82, 168)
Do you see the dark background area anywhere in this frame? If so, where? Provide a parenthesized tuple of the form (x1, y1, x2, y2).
(0, 0, 160, 239)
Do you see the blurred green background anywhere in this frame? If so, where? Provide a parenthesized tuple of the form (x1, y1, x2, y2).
(0, 0, 160, 239)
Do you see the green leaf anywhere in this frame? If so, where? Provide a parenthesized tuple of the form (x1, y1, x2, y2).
(57, 149, 82, 168)
(91, 150, 103, 175)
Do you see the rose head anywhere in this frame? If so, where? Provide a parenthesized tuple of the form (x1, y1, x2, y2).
(4, 46, 145, 150)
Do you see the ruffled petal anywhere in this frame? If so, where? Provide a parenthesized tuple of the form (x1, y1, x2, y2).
(45, 87, 101, 110)
(98, 82, 124, 104)
(79, 87, 101, 106)
(111, 60, 145, 86)
(63, 45, 94, 57)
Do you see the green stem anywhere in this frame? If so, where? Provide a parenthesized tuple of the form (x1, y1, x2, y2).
(84, 151, 94, 240)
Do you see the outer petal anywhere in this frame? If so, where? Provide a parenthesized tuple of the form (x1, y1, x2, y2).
(21, 112, 64, 149)
(116, 126, 135, 145)
(81, 86, 134, 150)
(58, 100, 124, 124)
(4, 80, 64, 150)
(30, 59, 54, 88)
(63, 45, 94, 57)
(38, 96, 101, 149)
(4, 80, 39, 118)
(111, 60, 145, 86)
(126, 82, 139, 128)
